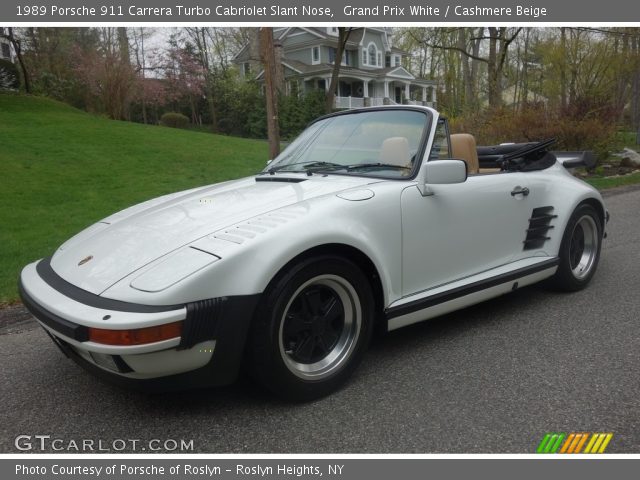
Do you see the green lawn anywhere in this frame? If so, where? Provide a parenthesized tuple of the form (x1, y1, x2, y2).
(0, 93, 268, 304)
(2, 94, 640, 305)
(585, 171, 640, 190)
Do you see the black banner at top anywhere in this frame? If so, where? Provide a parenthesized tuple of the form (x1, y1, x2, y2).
(2, 0, 640, 23)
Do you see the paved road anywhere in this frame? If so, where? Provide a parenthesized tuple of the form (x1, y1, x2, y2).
(1, 186, 639, 454)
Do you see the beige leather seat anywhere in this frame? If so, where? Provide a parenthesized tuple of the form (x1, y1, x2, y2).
(450, 133, 479, 174)
(380, 137, 411, 168)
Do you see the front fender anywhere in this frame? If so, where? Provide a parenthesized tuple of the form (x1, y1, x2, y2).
(103, 182, 406, 308)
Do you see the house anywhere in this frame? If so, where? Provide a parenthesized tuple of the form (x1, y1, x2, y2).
(234, 27, 437, 109)
(0, 28, 12, 61)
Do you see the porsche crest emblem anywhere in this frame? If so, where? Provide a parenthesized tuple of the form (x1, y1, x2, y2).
(78, 255, 93, 266)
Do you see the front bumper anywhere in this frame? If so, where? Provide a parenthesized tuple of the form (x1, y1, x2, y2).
(19, 259, 260, 391)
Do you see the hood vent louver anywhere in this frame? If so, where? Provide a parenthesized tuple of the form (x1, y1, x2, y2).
(524, 206, 557, 250)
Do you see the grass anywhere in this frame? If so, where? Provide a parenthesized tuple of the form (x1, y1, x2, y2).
(0, 93, 268, 304)
(2, 94, 640, 304)
(585, 171, 640, 190)
(614, 130, 640, 151)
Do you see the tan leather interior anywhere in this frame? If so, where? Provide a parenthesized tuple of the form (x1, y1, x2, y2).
(450, 133, 479, 174)
(380, 137, 411, 168)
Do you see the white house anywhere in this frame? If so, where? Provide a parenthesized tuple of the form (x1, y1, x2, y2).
(234, 27, 437, 109)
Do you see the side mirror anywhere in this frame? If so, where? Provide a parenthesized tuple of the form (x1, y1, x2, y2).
(418, 159, 467, 196)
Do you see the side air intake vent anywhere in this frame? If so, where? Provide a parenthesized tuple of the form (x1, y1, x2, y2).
(524, 206, 557, 250)
(179, 298, 226, 349)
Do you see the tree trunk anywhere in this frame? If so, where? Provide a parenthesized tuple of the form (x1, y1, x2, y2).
(325, 28, 352, 113)
(458, 29, 472, 111)
(488, 28, 500, 108)
(5, 28, 31, 93)
(261, 28, 280, 159)
(469, 28, 482, 111)
(560, 27, 567, 111)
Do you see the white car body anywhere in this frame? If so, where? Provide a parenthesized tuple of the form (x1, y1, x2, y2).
(19, 106, 607, 399)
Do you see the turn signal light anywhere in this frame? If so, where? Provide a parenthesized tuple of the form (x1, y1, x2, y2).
(88, 321, 182, 346)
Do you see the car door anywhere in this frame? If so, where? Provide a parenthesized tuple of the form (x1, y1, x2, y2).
(400, 170, 546, 297)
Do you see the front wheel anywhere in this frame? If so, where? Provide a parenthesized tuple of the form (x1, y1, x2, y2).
(247, 256, 374, 401)
(549, 203, 603, 291)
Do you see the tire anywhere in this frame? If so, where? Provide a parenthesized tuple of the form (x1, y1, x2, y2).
(247, 255, 374, 401)
(549, 203, 603, 292)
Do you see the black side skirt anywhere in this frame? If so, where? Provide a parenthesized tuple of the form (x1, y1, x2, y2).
(386, 258, 559, 320)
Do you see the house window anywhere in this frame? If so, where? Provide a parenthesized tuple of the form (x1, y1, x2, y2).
(368, 45, 376, 66)
(242, 62, 251, 77)
(377, 52, 382, 67)
(394, 55, 401, 67)
(329, 48, 351, 66)
(362, 49, 367, 65)
(312, 46, 320, 64)
(1, 43, 10, 60)
(288, 80, 300, 97)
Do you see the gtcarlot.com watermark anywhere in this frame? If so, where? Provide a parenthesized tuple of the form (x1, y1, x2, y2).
(14, 435, 194, 452)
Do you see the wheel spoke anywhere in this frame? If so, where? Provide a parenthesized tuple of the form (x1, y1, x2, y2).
(314, 336, 326, 355)
(322, 297, 343, 322)
(299, 292, 315, 317)
(284, 312, 309, 337)
(293, 334, 316, 363)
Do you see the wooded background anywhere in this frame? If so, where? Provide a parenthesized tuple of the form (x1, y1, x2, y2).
(2, 27, 639, 157)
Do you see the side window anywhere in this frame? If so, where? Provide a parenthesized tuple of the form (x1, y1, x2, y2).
(429, 118, 451, 160)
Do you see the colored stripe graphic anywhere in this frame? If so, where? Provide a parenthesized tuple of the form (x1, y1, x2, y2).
(538, 433, 613, 453)
(537, 433, 566, 453)
(584, 433, 614, 453)
(574, 433, 589, 453)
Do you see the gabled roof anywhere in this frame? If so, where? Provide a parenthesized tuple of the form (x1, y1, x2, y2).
(277, 27, 327, 41)
(379, 66, 415, 79)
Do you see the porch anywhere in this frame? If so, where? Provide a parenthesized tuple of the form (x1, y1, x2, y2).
(302, 76, 437, 110)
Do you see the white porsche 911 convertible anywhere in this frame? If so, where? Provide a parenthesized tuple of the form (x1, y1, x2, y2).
(19, 106, 607, 400)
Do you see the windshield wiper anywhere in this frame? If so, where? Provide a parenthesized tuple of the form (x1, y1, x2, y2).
(267, 161, 345, 174)
(346, 162, 411, 171)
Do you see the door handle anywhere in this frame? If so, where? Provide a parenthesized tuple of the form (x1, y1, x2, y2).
(511, 186, 530, 196)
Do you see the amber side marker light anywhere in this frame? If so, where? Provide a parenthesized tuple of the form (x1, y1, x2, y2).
(88, 321, 183, 346)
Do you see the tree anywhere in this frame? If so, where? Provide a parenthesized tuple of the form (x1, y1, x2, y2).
(163, 45, 206, 124)
(73, 27, 136, 120)
(325, 28, 353, 113)
(1, 28, 31, 93)
(130, 27, 156, 124)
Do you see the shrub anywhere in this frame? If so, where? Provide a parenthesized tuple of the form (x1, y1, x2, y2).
(450, 104, 617, 161)
(0, 59, 20, 91)
(160, 112, 189, 129)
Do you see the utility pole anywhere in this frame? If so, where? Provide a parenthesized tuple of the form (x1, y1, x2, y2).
(261, 27, 280, 159)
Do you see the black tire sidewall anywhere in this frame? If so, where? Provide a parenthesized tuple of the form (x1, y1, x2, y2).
(248, 255, 374, 401)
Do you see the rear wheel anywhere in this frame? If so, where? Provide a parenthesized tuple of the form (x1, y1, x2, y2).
(247, 256, 374, 401)
(550, 203, 602, 291)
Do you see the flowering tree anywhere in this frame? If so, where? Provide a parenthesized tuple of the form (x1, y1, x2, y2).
(162, 46, 207, 124)
(73, 28, 136, 120)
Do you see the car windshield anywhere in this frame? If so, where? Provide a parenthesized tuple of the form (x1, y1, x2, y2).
(263, 109, 430, 178)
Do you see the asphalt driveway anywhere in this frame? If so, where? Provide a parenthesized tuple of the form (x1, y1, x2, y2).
(1, 185, 638, 453)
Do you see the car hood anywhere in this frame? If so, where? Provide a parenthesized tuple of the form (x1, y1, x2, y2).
(50, 174, 377, 295)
